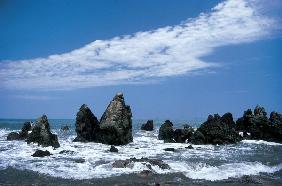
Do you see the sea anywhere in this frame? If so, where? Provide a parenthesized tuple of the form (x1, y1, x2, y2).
(0, 118, 282, 185)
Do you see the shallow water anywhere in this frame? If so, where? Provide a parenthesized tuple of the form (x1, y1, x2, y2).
(0, 119, 282, 185)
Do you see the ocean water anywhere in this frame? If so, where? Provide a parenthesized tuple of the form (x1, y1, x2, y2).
(0, 119, 282, 185)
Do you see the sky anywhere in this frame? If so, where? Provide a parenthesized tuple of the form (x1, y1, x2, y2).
(0, 0, 281, 119)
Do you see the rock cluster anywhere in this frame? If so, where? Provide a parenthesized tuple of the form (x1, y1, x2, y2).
(236, 105, 282, 143)
(73, 93, 133, 145)
(7, 121, 32, 141)
(26, 115, 60, 148)
(112, 157, 170, 169)
(141, 120, 154, 131)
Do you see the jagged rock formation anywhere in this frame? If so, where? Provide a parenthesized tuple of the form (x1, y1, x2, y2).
(236, 105, 282, 143)
(73, 92, 133, 145)
(173, 124, 194, 143)
(26, 115, 60, 148)
(7, 121, 32, 141)
(158, 120, 174, 142)
(191, 113, 242, 145)
(98, 93, 133, 145)
(141, 120, 154, 131)
(73, 104, 100, 142)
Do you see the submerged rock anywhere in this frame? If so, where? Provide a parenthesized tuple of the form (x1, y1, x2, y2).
(141, 120, 154, 131)
(236, 106, 282, 143)
(185, 145, 194, 149)
(73, 104, 100, 142)
(61, 125, 69, 131)
(32, 150, 51, 157)
(191, 113, 241, 145)
(163, 148, 175, 152)
(109, 145, 118, 153)
(26, 115, 60, 148)
(112, 157, 170, 169)
(158, 120, 174, 143)
(7, 132, 21, 141)
(74, 158, 85, 163)
(98, 93, 133, 145)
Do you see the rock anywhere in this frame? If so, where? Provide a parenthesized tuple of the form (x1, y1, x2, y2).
(185, 145, 194, 149)
(190, 131, 205, 145)
(26, 115, 60, 148)
(73, 104, 100, 142)
(19, 121, 32, 139)
(236, 106, 282, 143)
(32, 150, 51, 157)
(164, 148, 175, 152)
(141, 120, 154, 131)
(74, 158, 85, 163)
(59, 150, 75, 155)
(61, 125, 69, 131)
(98, 93, 133, 145)
(7, 132, 21, 141)
(137, 170, 153, 178)
(158, 120, 174, 143)
(173, 124, 194, 143)
(109, 145, 118, 153)
(192, 113, 241, 145)
(112, 158, 170, 169)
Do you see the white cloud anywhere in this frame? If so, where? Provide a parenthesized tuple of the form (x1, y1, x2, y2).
(0, 0, 279, 90)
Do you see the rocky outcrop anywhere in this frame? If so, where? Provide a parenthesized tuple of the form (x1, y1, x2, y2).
(98, 93, 133, 145)
(173, 124, 194, 143)
(73, 92, 133, 145)
(109, 145, 118, 152)
(32, 150, 51, 157)
(236, 106, 282, 143)
(191, 113, 242, 145)
(112, 157, 170, 169)
(73, 104, 100, 142)
(141, 120, 154, 131)
(6, 121, 32, 141)
(26, 115, 60, 148)
(158, 120, 174, 143)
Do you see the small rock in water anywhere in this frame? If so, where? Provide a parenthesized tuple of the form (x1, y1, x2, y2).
(74, 158, 85, 163)
(59, 150, 75, 155)
(185, 145, 194, 149)
(7, 132, 21, 141)
(61, 125, 70, 131)
(109, 145, 118, 153)
(112, 158, 170, 170)
(32, 150, 51, 157)
(141, 120, 154, 131)
(164, 148, 175, 152)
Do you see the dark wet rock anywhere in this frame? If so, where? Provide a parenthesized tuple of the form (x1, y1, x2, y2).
(236, 106, 282, 143)
(26, 115, 60, 148)
(164, 148, 175, 152)
(59, 150, 75, 155)
(32, 150, 51, 157)
(192, 113, 241, 145)
(173, 124, 194, 143)
(137, 170, 153, 178)
(98, 93, 133, 145)
(19, 122, 32, 139)
(141, 120, 154, 131)
(7, 132, 21, 141)
(74, 158, 85, 163)
(61, 125, 69, 131)
(109, 145, 118, 153)
(185, 145, 194, 149)
(158, 120, 174, 143)
(112, 158, 170, 169)
(73, 104, 100, 142)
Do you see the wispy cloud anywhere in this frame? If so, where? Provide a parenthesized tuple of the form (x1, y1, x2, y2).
(13, 95, 57, 100)
(0, 0, 279, 90)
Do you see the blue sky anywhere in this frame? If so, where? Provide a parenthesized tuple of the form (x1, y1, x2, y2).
(0, 0, 281, 119)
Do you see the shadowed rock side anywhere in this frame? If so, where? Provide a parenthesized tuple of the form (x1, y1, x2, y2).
(141, 120, 154, 131)
(26, 115, 60, 148)
(191, 113, 242, 145)
(236, 105, 282, 143)
(98, 93, 133, 145)
(7, 121, 32, 141)
(73, 104, 100, 142)
(73, 93, 133, 145)
(158, 120, 174, 142)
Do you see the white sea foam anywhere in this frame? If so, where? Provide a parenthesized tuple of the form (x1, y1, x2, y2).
(0, 129, 282, 180)
(242, 140, 282, 146)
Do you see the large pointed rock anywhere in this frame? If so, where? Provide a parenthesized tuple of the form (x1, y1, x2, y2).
(73, 104, 100, 142)
(26, 115, 60, 148)
(98, 93, 133, 145)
